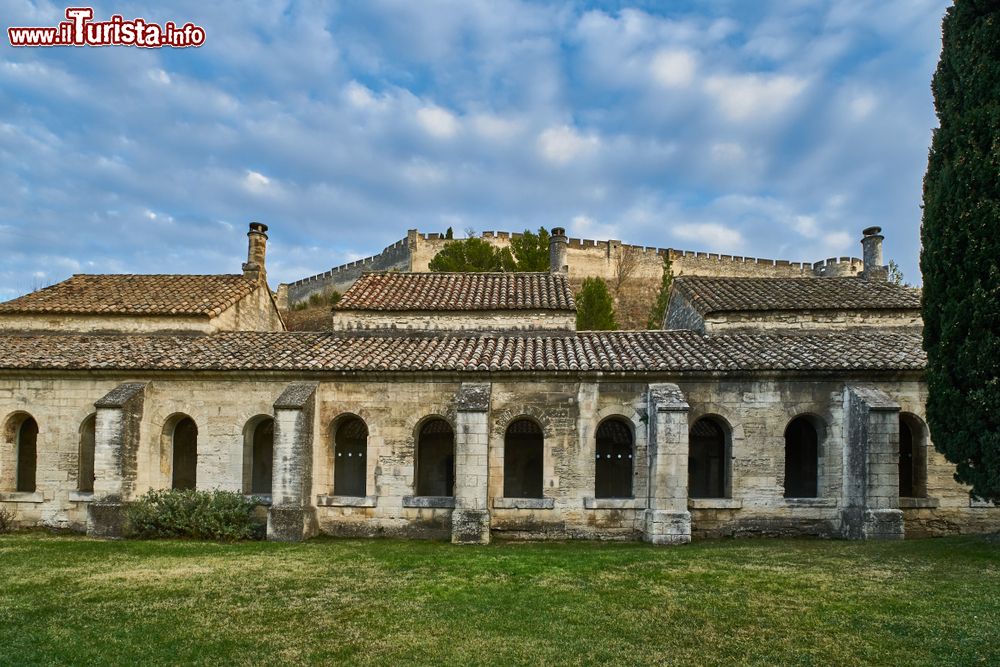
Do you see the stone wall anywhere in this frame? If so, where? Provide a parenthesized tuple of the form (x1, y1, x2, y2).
(1, 370, 995, 541)
(281, 230, 865, 330)
(331, 309, 576, 332)
(701, 310, 923, 334)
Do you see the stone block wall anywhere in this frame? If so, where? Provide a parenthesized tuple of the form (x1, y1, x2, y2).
(331, 309, 576, 332)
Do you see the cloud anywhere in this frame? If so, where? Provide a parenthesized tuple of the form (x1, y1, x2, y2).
(537, 125, 600, 165)
(650, 49, 697, 88)
(704, 73, 809, 121)
(244, 170, 272, 193)
(673, 223, 745, 252)
(417, 105, 460, 139)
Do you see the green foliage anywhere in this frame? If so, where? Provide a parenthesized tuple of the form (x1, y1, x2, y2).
(428, 235, 513, 272)
(509, 227, 551, 271)
(646, 254, 674, 329)
(445, 227, 454, 239)
(124, 489, 265, 541)
(0, 507, 15, 534)
(293, 289, 341, 311)
(576, 277, 618, 331)
(887, 259, 907, 286)
(920, 0, 1000, 502)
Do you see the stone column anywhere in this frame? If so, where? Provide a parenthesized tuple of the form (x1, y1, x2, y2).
(87, 383, 146, 538)
(267, 382, 318, 542)
(451, 382, 492, 544)
(643, 383, 691, 544)
(842, 385, 904, 539)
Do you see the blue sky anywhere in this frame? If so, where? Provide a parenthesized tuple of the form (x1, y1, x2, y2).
(0, 0, 949, 299)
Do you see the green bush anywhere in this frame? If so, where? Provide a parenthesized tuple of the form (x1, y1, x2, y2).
(0, 507, 15, 534)
(125, 489, 265, 541)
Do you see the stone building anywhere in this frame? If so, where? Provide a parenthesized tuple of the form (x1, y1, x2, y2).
(0, 223, 996, 544)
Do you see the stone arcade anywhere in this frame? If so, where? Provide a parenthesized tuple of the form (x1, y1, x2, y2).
(0, 224, 996, 543)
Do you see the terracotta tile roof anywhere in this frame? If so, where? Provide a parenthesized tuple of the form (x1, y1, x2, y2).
(0, 274, 259, 318)
(335, 272, 576, 312)
(672, 277, 922, 315)
(0, 330, 925, 373)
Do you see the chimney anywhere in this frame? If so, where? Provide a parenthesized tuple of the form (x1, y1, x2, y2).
(860, 226, 887, 281)
(242, 222, 269, 284)
(549, 227, 568, 275)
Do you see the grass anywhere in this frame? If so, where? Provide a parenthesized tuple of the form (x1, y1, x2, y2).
(0, 533, 998, 666)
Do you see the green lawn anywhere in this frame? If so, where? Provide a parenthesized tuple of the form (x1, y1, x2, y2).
(0, 533, 997, 666)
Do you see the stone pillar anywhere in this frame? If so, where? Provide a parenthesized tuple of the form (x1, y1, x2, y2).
(860, 226, 888, 281)
(452, 383, 492, 544)
(549, 227, 568, 275)
(242, 222, 269, 283)
(842, 386, 904, 539)
(87, 383, 146, 538)
(267, 382, 318, 542)
(643, 383, 691, 545)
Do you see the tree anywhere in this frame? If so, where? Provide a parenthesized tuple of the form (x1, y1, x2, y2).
(428, 235, 512, 272)
(646, 254, 673, 329)
(887, 259, 907, 286)
(508, 227, 550, 271)
(920, 0, 1000, 503)
(576, 277, 618, 331)
(445, 227, 454, 240)
(613, 245, 642, 296)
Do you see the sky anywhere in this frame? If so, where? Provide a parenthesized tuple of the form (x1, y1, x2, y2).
(0, 0, 951, 299)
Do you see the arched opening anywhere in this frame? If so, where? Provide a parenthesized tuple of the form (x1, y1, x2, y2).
(415, 418, 454, 497)
(16, 416, 38, 493)
(78, 414, 96, 493)
(333, 415, 368, 497)
(899, 413, 928, 498)
(784, 416, 819, 498)
(595, 418, 633, 498)
(250, 417, 274, 496)
(689, 417, 727, 498)
(504, 418, 544, 498)
(171, 416, 198, 490)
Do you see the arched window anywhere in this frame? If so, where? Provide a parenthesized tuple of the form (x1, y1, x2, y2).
(899, 413, 927, 498)
(784, 416, 819, 498)
(334, 415, 368, 497)
(242, 417, 273, 495)
(689, 417, 727, 498)
(504, 419, 544, 498)
(78, 414, 96, 493)
(16, 416, 38, 493)
(595, 418, 633, 498)
(415, 418, 454, 497)
(171, 416, 198, 490)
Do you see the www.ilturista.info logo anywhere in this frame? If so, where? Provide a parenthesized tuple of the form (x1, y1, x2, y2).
(8, 7, 205, 48)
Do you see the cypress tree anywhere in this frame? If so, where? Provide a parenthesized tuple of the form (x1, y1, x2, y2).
(920, 0, 1000, 502)
(576, 277, 618, 331)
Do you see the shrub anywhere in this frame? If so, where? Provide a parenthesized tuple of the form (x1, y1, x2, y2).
(576, 277, 618, 331)
(0, 507, 15, 534)
(125, 489, 265, 541)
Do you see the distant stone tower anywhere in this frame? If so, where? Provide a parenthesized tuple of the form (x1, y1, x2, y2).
(549, 227, 568, 274)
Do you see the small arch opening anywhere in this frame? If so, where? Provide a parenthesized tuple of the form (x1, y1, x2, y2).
(242, 417, 273, 495)
(415, 418, 454, 497)
(689, 416, 728, 499)
(899, 413, 928, 498)
(78, 414, 96, 493)
(595, 418, 633, 499)
(784, 415, 820, 498)
(170, 416, 198, 490)
(333, 415, 368, 497)
(16, 416, 38, 493)
(504, 418, 544, 499)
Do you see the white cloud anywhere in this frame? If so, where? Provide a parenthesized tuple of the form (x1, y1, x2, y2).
(344, 81, 380, 110)
(149, 69, 171, 85)
(244, 170, 272, 192)
(650, 49, 696, 88)
(417, 105, 459, 139)
(673, 223, 744, 252)
(471, 114, 522, 141)
(822, 231, 854, 253)
(792, 215, 820, 238)
(570, 214, 620, 240)
(537, 125, 600, 165)
(704, 74, 808, 121)
(849, 93, 877, 120)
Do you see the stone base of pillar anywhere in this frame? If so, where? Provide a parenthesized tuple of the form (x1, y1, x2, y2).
(641, 509, 691, 545)
(451, 509, 491, 545)
(267, 505, 317, 542)
(862, 509, 904, 540)
(87, 499, 127, 539)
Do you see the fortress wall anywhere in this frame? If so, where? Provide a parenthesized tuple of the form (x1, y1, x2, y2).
(286, 236, 412, 304)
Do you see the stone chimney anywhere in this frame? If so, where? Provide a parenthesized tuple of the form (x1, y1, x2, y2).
(549, 227, 568, 275)
(860, 226, 887, 281)
(242, 222, 269, 284)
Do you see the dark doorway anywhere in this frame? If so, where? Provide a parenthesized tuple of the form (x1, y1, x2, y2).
(251, 418, 273, 495)
(334, 416, 368, 497)
(171, 417, 198, 490)
(16, 417, 38, 493)
(504, 419, 544, 498)
(899, 418, 914, 497)
(689, 418, 726, 498)
(416, 418, 454, 496)
(784, 416, 819, 498)
(595, 418, 633, 498)
(78, 414, 96, 493)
